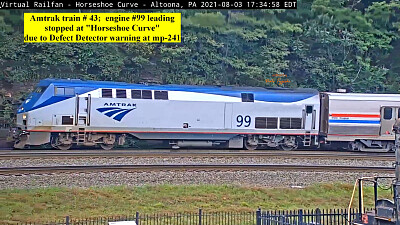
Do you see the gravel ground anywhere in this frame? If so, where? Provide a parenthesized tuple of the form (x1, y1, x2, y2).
(0, 170, 394, 189)
(0, 157, 393, 189)
(0, 157, 393, 167)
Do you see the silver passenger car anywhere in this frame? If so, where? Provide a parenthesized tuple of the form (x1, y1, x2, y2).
(321, 92, 400, 151)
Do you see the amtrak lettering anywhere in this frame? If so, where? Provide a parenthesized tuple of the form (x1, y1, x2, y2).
(96, 103, 137, 121)
(104, 103, 136, 107)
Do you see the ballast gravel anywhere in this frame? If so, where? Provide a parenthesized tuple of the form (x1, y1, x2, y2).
(0, 171, 393, 189)
(0, 156, 394, 189)
(0, 157, 393, 168)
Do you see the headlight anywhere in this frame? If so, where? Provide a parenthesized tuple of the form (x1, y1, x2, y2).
(22, 114, 27, 120)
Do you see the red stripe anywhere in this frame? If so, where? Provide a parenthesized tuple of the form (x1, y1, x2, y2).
(330, 114, 380, 118)
(329, 134, 379, 137)
(25, 129, 319, 136)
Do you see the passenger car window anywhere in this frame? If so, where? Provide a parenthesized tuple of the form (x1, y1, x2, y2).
(384, 107, 393, 120)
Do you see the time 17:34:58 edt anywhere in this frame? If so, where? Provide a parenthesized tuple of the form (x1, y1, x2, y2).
(187, 1, 296, 8)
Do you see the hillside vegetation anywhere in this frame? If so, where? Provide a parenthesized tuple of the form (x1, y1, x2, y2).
(0, 1, 399, 125)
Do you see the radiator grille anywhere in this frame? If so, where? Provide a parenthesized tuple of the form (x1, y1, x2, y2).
(280, 118, 302, 129)
(255, 117, 278, 129)
(267, 117, 278, 129)
(255, 117, 267, 129)
(291, 118, 302, 129)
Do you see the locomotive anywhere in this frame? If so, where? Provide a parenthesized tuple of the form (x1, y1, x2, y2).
(12, 79, 400, 151)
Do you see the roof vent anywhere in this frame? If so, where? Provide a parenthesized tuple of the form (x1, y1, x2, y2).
(337, 89, 347, 93)
(66, 78, 81, 81)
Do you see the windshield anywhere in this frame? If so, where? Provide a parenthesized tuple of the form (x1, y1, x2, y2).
(34, 86, 46, 94)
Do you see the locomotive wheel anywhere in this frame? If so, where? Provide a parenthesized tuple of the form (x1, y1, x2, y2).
(348, 142, 361, 151)
(100, 144, 114, 150)
(51, 134, 72, 150)
(56, 144, 72, 150)
(244, 141, 257, 150)
(278, 136, 298, 151)
(384, 143, 395, 152)
(278, 144, 297, 151)
(244, 136, 258, 150)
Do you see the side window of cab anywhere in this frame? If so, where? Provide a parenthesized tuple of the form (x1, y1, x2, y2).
(55, 87, 75, 96)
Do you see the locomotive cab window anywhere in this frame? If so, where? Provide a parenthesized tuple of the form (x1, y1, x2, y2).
(154, 91, 168, 100)
(142, 90, 152, 99)
(102, 89, 112, 98)
(35, 86, 46, 94)
(131, 90, 141, 99)
(116, 89, 126, 98)
(383, 107, 393, 120)
(55, 87, 75, 96)
(241, 93, 254, 102)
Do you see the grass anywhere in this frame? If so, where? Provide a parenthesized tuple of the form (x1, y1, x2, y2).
(0, 183, 394, 223)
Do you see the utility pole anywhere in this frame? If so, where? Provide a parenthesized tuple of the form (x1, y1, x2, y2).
(393, 119, 400, 225)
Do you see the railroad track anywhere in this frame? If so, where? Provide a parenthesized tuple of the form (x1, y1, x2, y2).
(0, 164, 394, 175)
(0, 150, 394, 160)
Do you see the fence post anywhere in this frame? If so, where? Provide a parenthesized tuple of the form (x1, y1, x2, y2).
(358, 179, 363, 221)
(298, 209, 303, 225)
(199, 208, 202, 225)
(256, 208, 261, 225)
(65, 216, 70, 225)
(316, 208, 321, 225)
(135, 212, 139, 225)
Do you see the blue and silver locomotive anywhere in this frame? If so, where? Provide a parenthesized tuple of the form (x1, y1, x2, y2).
(14, 79, 400, 151)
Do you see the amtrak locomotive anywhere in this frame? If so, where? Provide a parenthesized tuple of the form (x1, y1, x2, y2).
(12, 79, 400, 151)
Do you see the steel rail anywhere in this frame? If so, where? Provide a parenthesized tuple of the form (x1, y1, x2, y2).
(0, 164, 394, 175)
(0, 150, 394, 160)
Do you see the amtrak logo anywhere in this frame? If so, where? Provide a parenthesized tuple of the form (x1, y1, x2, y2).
(96, 103, 136, 122)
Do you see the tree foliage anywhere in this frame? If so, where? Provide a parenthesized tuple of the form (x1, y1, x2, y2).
(0, 2, 399, 105)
